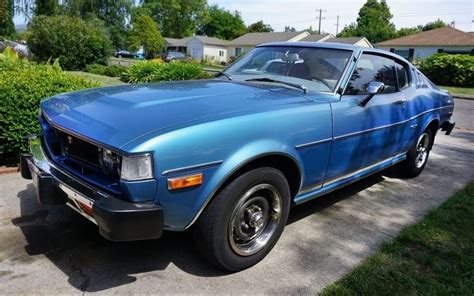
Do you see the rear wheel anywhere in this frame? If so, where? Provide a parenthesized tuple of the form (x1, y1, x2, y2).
(400, 129, 433, 177)
(194, 167, 290, 271)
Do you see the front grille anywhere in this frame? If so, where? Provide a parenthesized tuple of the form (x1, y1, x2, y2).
(57, 130, 101, 167)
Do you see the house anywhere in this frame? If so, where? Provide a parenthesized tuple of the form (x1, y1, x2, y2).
(164, 35, 228, 63)
(323, 37, 373, 48)
(227, 31, 316, 57)
(376, 26, 474, 60)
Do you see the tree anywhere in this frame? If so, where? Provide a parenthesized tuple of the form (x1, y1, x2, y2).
(34, 0, 60, 16)
(0, 0, 15, 37)
(198, 5, 246, 40)
(396, 27, 420, 37)
(422, 19, 446, 31)
(284, 26, 296, 32)
(247, 20, 273, 33)
(28, 15, 112, 70)
(141, 0, 207, 38)
(338, 0, 396, 43)
(62, 0, 134, 49)
(128, 14, 164, 58)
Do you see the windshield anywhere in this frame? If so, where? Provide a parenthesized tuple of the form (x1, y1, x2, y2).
(224, 46, 353, 93)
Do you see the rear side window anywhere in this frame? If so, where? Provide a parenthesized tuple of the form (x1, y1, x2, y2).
(344, 53, 398, 95)
(395, 62, 409, 89)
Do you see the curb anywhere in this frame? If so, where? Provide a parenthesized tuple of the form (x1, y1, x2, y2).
(452, 94, 474, 101)
(0, 166, 19, 175)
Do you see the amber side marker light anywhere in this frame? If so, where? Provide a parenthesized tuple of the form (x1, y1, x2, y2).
(78, 201, 93, 216)
(168, 173, 203, 190)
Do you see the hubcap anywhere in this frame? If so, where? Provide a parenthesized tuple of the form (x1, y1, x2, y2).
(415, 132, 430, 169)
(228, 184, 282, 256)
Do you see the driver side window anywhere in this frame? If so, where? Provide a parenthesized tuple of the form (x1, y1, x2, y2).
(344, 53, 398, 96)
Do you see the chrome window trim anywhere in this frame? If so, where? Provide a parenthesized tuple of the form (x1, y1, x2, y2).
(162, 160, 224, 176)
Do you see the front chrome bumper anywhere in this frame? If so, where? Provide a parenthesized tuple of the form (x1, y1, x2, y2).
(20, 136, 164, 241)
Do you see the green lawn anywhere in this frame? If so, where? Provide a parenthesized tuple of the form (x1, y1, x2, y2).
(320, 181, 474, 296)
(439, 86, 474, 96)
(66, 71, 127, 87)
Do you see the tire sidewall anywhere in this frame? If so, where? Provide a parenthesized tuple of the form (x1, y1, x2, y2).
(208, 168, 290, 271)
(405, 129, 433, 176)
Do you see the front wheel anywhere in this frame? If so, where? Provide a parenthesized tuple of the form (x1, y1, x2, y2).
(400, 129, 433, 177)
(194, 167, 290, 271)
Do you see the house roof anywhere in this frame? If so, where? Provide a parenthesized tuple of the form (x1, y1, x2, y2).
(376, 26, 474, 47)
(164, 37, 190, 47)
(193, 36, 228, 46)
(229, 31, 306, 46)
(324, 37, 364, 44)
(299, 33, 332, 42)
(165, 35, 227, 47)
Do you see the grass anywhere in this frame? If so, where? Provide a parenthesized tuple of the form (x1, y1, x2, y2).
(439, 86, 474, 96)
(66, 71, 126, 87)
(320, 181, 474, 296)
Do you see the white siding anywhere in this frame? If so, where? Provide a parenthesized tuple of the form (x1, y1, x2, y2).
(203, 45, 228, 63)
(227, 46, 254, 58)
(378, 46, 473, 59)
(186, 38, 204, 60)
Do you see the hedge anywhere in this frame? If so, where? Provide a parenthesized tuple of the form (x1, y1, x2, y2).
(0, 55, 98, 165)
(419, 54, 474, 87)
(121, 61, 211, 84)
(86, 63, 127, 77)
(27, 16, 112, 71)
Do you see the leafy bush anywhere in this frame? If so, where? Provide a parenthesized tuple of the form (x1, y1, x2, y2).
(122, 61, 211, 84)
(419, 54, 474, 87)
(28, 16, 112, 71)
(0, 57, 97, 165)
(86, 63, 126, 77)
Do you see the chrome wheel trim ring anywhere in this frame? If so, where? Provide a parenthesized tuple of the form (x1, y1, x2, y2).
(415, 132, 430, 169)
(228, 183, 282, 256)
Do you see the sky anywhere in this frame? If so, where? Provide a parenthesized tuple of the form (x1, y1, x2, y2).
(207, 0, 473, 34)
(14, 0, 473, 34)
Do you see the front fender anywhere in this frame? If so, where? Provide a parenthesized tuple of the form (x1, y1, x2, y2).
(186, 139, 304, 229)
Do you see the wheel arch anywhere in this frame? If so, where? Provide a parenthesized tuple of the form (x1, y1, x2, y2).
(424, 118, 440, 149)
(185, 152, 303, 229)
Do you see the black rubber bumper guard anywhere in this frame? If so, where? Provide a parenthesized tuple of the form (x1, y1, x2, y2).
(20, 153, 164, 241)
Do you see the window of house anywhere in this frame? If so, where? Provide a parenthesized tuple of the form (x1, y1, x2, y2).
(235, 48, 243, 56)
(344, 53, 399, 95)
(219, 50, 224, 57)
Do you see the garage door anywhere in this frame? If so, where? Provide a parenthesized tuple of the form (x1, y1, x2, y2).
(191, 49, 203, 60)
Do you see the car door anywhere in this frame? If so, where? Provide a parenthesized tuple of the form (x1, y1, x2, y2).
(325, 52, 410, 182)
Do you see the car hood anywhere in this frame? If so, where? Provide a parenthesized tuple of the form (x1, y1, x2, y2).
(41, 80, 311, 150)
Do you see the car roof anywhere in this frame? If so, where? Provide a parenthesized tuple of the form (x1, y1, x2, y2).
(256, 41, 412, 65)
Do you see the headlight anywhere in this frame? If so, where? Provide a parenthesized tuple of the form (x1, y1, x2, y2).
(120, 154, 154, 181)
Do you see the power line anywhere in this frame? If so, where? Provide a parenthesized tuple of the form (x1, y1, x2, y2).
(316, 9, 327, 34)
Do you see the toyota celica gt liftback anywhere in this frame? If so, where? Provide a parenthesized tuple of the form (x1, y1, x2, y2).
(21, 42, 455, 271)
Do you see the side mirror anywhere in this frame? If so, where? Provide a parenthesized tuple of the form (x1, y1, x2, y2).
(359, 81, 385, 107)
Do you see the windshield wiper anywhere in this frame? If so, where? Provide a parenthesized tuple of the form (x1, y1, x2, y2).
(245, 77, 308, 94)
(215, 71, 232, 81)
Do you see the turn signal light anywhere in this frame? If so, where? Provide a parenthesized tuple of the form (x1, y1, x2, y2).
(168, 173, 203, 190)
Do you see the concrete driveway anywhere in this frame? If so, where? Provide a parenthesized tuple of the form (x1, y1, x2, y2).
(1, 99, 473, 294)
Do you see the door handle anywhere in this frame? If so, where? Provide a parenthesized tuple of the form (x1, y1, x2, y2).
(393, 99, 407, 105)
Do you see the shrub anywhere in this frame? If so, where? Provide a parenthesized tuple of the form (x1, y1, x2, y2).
(419, 54, 474, 87)
(28, 16, 112, 71)
(0, 63, 98, 165)
(122, 61, 211, 84)
(86, 63, 126, 77)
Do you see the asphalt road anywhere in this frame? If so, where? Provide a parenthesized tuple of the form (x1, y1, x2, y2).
(1, 99, 473, 294)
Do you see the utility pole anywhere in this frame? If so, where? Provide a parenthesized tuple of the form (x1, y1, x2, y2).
(316, 9, 326, 34)
(335, 15, 340, 35)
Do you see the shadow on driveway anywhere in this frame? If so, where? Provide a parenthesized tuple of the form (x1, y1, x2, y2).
(11, 170, 387, 292)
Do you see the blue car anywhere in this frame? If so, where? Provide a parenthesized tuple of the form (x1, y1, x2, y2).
(21, 42, 455, 271)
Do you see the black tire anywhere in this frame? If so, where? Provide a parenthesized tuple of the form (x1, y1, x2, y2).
(400, 128, 433, 178)
(194, 167, 291, 271)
